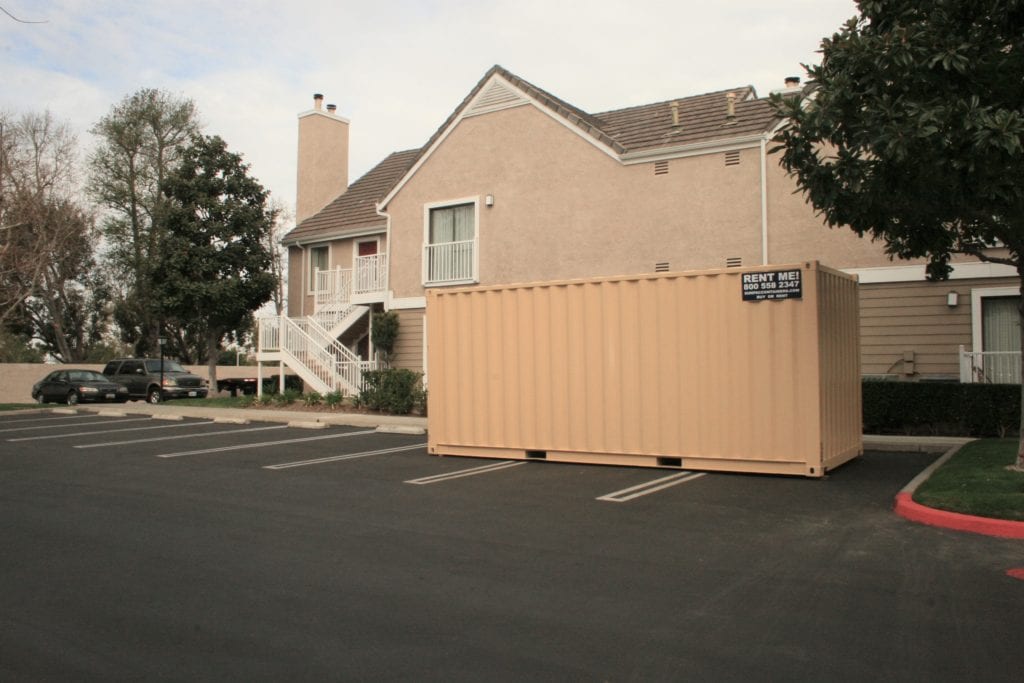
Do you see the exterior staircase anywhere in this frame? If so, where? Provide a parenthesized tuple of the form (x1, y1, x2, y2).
(256, 256, 387, 395)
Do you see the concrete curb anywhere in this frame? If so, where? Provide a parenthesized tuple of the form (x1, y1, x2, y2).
(72, 403, 428, 432)
(893, 442, 1024, 540)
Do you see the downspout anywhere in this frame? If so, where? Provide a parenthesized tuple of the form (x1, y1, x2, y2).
(376, 200, 392, 312)
(760, 134, 769, 265)
(299, 245, 307, 317)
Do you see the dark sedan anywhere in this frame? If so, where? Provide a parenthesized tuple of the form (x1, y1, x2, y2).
(32, 369, 130, 406)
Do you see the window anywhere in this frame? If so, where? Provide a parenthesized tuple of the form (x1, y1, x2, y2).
(425, 202, 476, 284)
(309, 245, 329, 291)
(970, 287, 1021, 384)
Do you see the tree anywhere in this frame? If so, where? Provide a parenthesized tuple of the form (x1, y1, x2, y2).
(154, 134, 277, 388)
(773, 0, 1024, 470)
(265, 198, 291, 315)
(0, 111, 108, 360)
(88, 88, 199, 355)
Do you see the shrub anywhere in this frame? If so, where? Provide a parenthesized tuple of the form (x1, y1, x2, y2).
(371, 311, 400, 362)
(357, 368, 423, 415)
(273, 388, 302, 406)
(862, 380, 1020, 437)
(323, 390, 346, 408)
(303, 391, 323, 407)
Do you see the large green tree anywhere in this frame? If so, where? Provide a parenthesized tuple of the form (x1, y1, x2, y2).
(154, 134, 276, 387)
(88, 88, 199, 355)
(774, 0, 1024, 469)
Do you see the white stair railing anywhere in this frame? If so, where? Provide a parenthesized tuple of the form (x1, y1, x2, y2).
(259, 316, 379, 394)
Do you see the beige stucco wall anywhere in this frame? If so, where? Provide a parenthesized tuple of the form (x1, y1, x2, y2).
(296, 110, 349, 225)
(1, 364, 278, 404)
(383, 103, 959, 301)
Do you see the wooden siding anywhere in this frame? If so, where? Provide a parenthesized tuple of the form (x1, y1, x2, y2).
(858, 278, 1010, 378)
(392, 308, 425, 373)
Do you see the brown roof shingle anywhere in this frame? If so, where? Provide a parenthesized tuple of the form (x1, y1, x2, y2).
(282, 149, 419, 244)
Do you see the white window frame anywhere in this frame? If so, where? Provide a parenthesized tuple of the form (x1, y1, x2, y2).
(307, 244, 330, 294)
(422, 197, 480, 287)
(971, 286, 1019, 351)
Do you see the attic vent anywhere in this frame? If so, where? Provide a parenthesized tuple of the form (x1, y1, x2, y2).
(466, 80, 529, 117)
(655, 262, 670, 272)
(654, 160, 669, 175)
(726, 257, 742, 268)
(724, 150, 741, 166)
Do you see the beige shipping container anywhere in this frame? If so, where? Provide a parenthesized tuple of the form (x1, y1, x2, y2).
(426, 261, 861, 477)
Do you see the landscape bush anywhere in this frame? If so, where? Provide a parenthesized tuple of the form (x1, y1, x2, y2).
(862, 380, 1020, 437)
(356, 368, 424, 415)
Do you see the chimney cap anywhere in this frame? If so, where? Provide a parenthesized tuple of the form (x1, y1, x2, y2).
(326, 103, 337, 113)
(785, 76, 801, 86)
(313, 93, 324, 110)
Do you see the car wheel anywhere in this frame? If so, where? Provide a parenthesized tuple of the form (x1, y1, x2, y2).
(66, 391, 79, 406)
(147, 387, 162, 404)
(35, 393, 47, 404)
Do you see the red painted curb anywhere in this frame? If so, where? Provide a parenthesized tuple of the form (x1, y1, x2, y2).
(894, 492, 1024, 539)
(1008, 569, 1024, 581)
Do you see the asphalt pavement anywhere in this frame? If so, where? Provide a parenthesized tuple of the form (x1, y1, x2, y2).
(0, 409, 1021, 681)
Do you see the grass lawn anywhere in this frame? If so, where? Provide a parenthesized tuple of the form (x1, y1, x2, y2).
(914, 439, 1024, 521)
(0, 403, 40, 411)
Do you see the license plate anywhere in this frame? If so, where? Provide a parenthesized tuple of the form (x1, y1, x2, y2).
(188, 391, 197, 397)
(105, 393, 115, 399)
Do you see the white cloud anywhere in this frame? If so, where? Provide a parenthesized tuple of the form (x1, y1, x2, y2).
(1, 0, 858, 216)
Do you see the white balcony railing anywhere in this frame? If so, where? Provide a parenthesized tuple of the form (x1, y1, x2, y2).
(959, 345, 1022, 384)
(313, 255, 388, 310)
(354, 253, 387, 294)
(424, 239, 475, 285)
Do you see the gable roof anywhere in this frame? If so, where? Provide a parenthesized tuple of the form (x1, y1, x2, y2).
(290, 66, 785, 241)
(282, 149, 419, 245)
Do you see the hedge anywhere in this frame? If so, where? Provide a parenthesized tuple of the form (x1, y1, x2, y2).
(862, 380, 1021, 437)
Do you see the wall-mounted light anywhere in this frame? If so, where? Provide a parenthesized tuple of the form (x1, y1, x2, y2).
(947, 291, 959, 307)
(485, 194, 494, 207)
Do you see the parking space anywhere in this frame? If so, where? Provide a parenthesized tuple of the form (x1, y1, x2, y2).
(0, 409, 716, 505)
(1, 408, 1022, 681)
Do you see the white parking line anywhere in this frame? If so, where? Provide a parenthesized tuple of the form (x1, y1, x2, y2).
(0, 414, 108, 426)
(74, 424, 288, 449)
(596, 471, 706, 503)
(404, 460, 526, 485)
(7, 420, 209, 442)
(264, 443, 427, 470)
(156, 429, 377, 458)
(0, 417, 152, 434)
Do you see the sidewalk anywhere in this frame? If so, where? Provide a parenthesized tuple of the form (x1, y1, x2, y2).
(75, 403, 428, 434)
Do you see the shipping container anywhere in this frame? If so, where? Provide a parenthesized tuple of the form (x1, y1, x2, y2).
(426, 261, 861, 477)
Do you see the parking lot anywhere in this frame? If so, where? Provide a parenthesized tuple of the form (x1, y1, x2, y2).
(1, 409, 1022, 681)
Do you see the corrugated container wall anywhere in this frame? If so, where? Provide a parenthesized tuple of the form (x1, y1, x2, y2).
(426, 262, 861, 477)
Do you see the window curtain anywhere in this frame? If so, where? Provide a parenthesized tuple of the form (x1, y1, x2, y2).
(430, 204, 474, 243)
(983, 297, 1021, 352)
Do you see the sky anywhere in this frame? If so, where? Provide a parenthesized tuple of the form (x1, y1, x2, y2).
(1, 0, 859, 219)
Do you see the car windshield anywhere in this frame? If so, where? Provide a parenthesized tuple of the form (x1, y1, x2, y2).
(68, 370, 107, 382)
(145, 360, 186, 373)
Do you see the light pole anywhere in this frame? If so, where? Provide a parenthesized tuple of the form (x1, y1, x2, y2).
(157, 336, 167, 403)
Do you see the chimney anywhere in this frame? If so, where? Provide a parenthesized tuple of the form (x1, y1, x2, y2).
(670, 100, 680, 127)
(296, 93, 350, 224)
(785, 76, 801, 89)
(726, 92, 736, 120)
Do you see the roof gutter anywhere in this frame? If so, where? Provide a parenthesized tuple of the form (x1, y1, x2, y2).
(620, 133, 766, 165)
(281, 225, 387, 248)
